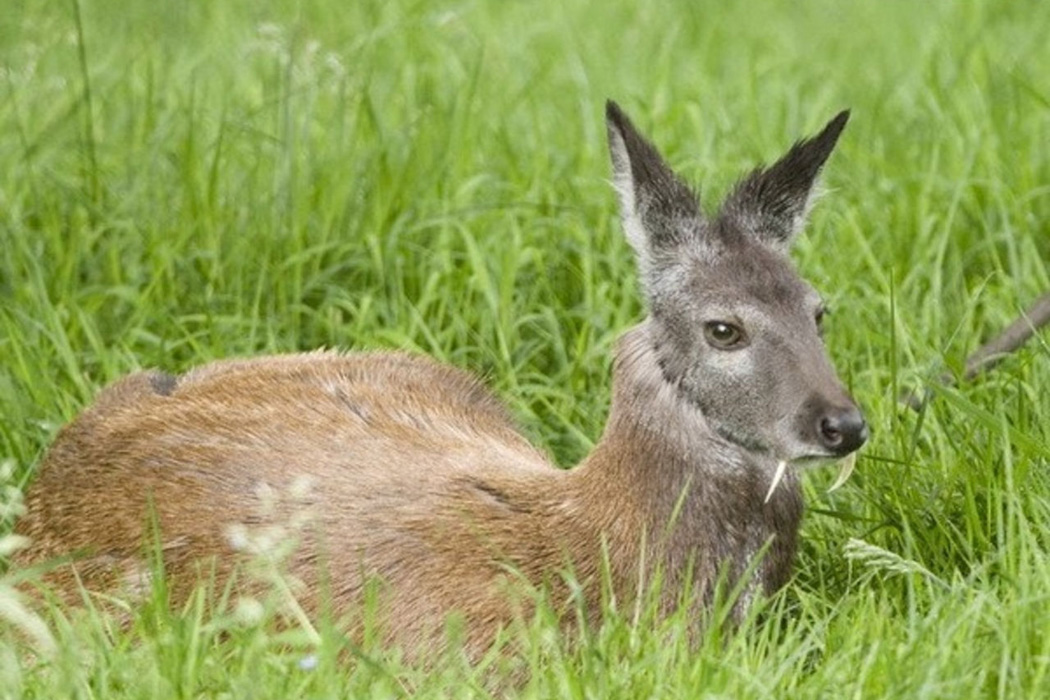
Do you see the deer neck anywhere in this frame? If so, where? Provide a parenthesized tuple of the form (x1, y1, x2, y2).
(571, 320, 804, 600)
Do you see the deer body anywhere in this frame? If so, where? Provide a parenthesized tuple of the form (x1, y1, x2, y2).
(15, 103, 866, 658)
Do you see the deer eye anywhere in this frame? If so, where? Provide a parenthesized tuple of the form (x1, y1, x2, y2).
(703, 321, 747, 350)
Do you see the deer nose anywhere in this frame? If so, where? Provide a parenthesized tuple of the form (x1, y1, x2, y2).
(817, 407, 868, 455)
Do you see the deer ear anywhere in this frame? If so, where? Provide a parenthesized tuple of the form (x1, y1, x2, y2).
(606, 101, 702, 273)
(721, 110, 849, 248)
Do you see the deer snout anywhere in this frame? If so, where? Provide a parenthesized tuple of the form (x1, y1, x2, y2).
(816, 405, 868, 456)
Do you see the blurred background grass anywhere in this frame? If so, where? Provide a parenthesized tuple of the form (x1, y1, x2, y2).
(2, 0, 1049, 696)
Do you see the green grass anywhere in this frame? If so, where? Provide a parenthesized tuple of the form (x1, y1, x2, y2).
(2, 0, 1050, 696)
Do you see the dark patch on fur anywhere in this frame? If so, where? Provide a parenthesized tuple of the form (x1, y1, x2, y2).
(149, 372, 178, 396)
(467, 478, 530, 514)
(332, 386, 372, 423)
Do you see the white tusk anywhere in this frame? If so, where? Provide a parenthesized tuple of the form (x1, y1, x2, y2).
(764, 460, 789, 504)
(827, 452, 858, 493)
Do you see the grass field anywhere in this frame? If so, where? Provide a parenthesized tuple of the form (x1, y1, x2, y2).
(2, 0, 1050, 696)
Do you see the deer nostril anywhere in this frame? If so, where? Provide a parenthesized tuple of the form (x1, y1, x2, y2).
(817, 408, 868, 455)
(819, 417, 843, 446)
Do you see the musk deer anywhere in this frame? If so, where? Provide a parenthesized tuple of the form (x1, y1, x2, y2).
(14, 101, 867, 659)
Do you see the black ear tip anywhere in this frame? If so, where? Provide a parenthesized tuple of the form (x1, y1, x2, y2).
(808, 109, 850, 152)
(827, 109, 851, 135)
(605, 100, 630, 131)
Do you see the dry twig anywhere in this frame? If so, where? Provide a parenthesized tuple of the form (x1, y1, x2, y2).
(902, 292, 1050, 410)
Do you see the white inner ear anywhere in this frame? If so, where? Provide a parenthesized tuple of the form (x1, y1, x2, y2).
(608, 128, 651, 272)
(788, 180, 826, 242)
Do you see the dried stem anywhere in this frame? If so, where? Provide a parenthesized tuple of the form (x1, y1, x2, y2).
(902, 291, 1050, 411)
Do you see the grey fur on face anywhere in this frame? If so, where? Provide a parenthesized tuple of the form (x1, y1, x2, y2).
(606, 102, 865, 463)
